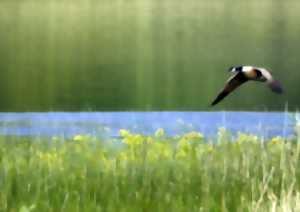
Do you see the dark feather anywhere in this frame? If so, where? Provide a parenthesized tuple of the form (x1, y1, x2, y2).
(267, 79, 283, 94)
(211, 73, 248, 106)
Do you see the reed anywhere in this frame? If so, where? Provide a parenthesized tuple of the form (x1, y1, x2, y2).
(0, 127, 300, 211)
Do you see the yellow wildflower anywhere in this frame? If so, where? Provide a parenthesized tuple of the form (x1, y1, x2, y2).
(118, 152, 129, 161)
(154, 143, 171, 159)
(122, 133, 144, 146)
(176, 149, 188, 159)
(119, 129, 131, 137)
(183, 131, 203, 142)
(236, 133, 258, 145)
(73, 134, 85, 142)
(178, 138, 192, 152)
(146, 136, 154, 144)
(207, 145, 214, 153)
(271, 136, 283, 145)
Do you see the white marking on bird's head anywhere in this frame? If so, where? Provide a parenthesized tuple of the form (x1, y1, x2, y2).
(228, 66, 236, 72)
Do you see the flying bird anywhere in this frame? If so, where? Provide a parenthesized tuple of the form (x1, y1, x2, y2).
(211, 66, 283, 106)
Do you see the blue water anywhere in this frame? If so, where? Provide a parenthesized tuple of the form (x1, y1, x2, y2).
(0, 112, 296, 139)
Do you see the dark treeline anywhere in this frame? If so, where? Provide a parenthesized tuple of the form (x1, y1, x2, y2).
(0, 0, 299, 111)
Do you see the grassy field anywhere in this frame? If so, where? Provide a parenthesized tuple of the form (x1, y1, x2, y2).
(1, 128, 300, 212)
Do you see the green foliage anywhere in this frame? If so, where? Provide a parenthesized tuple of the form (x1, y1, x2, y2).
(0, 129, 300, 211)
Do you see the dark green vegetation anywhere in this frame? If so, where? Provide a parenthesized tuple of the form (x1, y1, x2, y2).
(1, 129, 300, 211)
(0, 0, 299, 111)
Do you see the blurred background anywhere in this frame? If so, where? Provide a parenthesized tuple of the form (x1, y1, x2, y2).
(0, 0, 299, 111)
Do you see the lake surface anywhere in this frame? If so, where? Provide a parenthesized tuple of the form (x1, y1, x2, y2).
(0, 112, 296, 139)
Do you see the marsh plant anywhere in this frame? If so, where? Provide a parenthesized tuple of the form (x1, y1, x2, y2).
(1, 128, 300, 212)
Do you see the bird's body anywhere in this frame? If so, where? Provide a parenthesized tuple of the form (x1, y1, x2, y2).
(211, 66, 283, 106)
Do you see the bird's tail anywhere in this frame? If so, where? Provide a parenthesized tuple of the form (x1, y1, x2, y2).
(267, 79, 283, 94)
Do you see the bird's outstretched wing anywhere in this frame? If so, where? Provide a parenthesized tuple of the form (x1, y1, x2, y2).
(267, 79, 283, 94)
(211, 72, 248, 106)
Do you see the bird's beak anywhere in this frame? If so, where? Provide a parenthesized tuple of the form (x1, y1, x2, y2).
(228, 67, 234, 72)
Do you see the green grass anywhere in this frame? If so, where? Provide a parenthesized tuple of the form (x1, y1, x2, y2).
(1, 129, 300, 211)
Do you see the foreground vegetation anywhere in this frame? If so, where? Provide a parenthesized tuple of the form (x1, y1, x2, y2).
(1, 128, 300, 212)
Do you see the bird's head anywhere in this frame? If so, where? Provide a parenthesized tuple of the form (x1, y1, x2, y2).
(228, 66, 242, 73)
